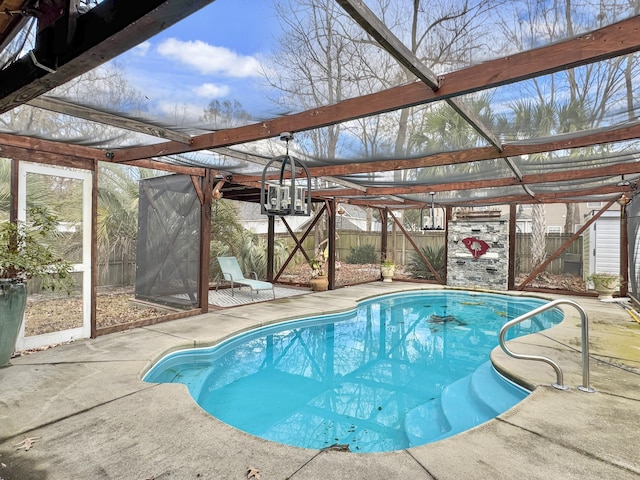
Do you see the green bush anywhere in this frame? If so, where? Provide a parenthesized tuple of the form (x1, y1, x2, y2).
(346, 244, 378, 264)
(407, 245, 446, 281)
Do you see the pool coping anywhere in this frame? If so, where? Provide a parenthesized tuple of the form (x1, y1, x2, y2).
(1, 282, 639, 479)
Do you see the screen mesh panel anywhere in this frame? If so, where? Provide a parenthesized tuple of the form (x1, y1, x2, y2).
(135, 174, 201, 309)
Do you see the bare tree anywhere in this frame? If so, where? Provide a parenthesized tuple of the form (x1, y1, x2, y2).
(0, 63, 147, 147)
(497, 0, 640, 235)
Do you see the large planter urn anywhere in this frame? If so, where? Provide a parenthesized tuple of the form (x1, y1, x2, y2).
(0, 280, 27, 367)
(310, 275, 329, 291)
(380, 264, 395, 282)
(590, 274, 619, 300)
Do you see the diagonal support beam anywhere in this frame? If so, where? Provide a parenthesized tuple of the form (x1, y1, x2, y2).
(517, 199, 617, 290)
(387, 209, 442, 283)
(111, 15, 640, 162)
(336, 0, 503, 151)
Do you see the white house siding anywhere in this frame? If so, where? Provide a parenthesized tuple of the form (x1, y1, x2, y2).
(588, 210, 620, 275)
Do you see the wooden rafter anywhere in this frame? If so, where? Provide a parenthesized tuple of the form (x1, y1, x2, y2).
(0, 0, 217, 114)
(27, 96, 193, 144)
(335, 0, 503, 151)
(307, 162, 640, 198)
(110, 16, 640, 162)
(0, 132, 102, 160)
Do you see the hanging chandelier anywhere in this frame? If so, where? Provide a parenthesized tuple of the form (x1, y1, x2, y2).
(420, 192, 444, 230)
(261, 132, 311, 217)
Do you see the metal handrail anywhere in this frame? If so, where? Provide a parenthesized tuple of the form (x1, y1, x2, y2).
(498, 299, 595, 393)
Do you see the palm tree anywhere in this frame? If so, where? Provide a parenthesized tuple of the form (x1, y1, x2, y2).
(96, 164, 146, 286)
(0, 158, 10, 220)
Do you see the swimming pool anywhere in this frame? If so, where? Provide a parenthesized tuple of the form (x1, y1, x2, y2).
(144, 290, 563, 452)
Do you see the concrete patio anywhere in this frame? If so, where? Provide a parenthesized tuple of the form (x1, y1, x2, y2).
(1, 282, 639, 479)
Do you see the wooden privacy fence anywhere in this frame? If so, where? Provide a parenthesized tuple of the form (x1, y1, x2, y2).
(89, 231, 584, 288)
(332, 231, 582, 274)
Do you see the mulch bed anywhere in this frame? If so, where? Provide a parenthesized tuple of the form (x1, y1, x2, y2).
(22, 266, 587, 338)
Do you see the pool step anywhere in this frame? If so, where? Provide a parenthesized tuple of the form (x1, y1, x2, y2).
(469, 361, 528, 414)
(404, 361, 529, 447)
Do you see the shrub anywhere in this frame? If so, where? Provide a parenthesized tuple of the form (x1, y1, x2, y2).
(346, 244, 378, 264)
(407, 245, 446, 280)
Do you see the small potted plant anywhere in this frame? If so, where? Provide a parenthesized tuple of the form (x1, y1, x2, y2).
(0, 207, 74, 367)
(587, 272, 620, 300)
(309, 257, 328, 291)
(380, 258, 395, 282)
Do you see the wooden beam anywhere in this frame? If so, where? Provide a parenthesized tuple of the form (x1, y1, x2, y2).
(336, 0, 502, 151)
(90, 159, 98, 338)
(309, 161, 640, 199)
(380, 208, 388, 264)
(620, 201, 629, 296)
(198, 170, 213, 313)
(230, 121, 640, 181)
(388, 209, 442, 283)
(191, 175, 204, 205)
(274, 206, 326, 281)
(9, 158, 18, 223)
(27, 96, 193, 144)
(517, 199, 617, 290)
(111, 16, 640, 162)
(508, 204, 517, 290)
(0, 132, 103, 160)
(267, 215, 275, 282)
(122, 159, 206, 176)
(328, 198, 336, 290)
(0, 144, 95, 170)
(441, 184, 630, 207)
(0, 0, 217, 113)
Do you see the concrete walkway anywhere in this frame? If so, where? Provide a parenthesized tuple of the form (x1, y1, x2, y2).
(1, 283, 639, 479)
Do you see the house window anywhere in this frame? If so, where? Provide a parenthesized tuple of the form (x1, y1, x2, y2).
(547, 226, 562, 234)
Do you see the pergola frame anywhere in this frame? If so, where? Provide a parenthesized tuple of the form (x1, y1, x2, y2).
(1, 2, 639, 336)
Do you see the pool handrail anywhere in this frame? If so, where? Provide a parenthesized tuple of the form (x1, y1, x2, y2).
(498, 299, 596, 393)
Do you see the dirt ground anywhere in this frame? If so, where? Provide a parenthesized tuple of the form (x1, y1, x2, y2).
(21, 264, 586, 340)
(24, 288, 167, 337)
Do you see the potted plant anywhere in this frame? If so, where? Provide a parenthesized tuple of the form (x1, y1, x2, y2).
(309, 258, 329, 291)
(380, 259, 395, 282)
(0, 207, 73, 367)
(587, 272, 620, 300)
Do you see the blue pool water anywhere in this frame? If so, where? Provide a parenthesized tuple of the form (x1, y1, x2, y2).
(144, 291, 563, 452)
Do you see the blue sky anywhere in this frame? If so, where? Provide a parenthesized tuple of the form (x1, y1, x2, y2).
(111, 1, 281, 124)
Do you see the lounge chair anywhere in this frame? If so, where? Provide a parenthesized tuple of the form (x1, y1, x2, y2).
(216, 256, 275, 299)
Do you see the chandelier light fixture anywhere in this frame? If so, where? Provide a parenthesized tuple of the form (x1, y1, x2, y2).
(420, 192, 443, 230)
(261, 132, 311, 217)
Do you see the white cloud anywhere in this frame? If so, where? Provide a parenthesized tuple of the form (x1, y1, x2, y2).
(132, 41, 151, 57)
(194, 83, 230, 98)
(157, 38, 261, 78)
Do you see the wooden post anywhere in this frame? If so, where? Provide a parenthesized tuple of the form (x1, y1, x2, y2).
(267, 215, 275, 282)
(90, 160, 98, 338)
(620, 199, 629, 297)
(445, 206, 452, 284)
(380, 208, 388, 263)
(328, 198, 336, 290)
(508, 204, 517, 290)
(10, 159, 18, 223)
(198, 170, 213, 313)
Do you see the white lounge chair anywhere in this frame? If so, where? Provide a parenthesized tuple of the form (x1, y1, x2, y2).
(216, 256, 275, 299)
